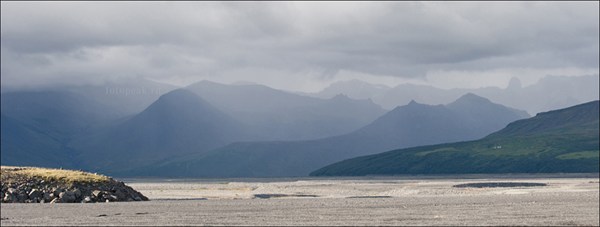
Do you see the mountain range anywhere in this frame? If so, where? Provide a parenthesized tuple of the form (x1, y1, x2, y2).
(2, 76, 596, 178)
(69, 89, 250, 172)
(128, 93, 528, 177)
(186, 81, 386, 141)
(312, 75, 599, 115)
(1, 80, 385, 172)
(311, 100, 599, 176)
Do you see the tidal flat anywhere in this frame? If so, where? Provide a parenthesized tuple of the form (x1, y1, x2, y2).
(2, 174, 598, 226)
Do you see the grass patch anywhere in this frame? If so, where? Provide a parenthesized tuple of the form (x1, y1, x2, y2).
(556, 151, 599, 160)
(1, 166, 110, 184)
(415, 147, 458, 156)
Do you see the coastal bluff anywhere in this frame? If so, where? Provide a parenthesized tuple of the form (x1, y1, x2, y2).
(1, 166, 148, 203)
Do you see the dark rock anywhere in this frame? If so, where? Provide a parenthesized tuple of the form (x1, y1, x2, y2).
(72, 188, 82, 199)
(43, 192, 54, 202)
(115, 189, 128, 200)
(16, 193, 28, 202)
(53, 188, 64, 197)
(59, 191, 76, 203)
(28, 189, 43, 200)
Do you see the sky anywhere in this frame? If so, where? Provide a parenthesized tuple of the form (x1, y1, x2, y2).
(1, 2, 598, 92)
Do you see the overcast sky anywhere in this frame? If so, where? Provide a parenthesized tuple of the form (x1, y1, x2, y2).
(1, 2, 598, 92)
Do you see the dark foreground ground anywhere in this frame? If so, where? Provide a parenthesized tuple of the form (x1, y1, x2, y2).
(1, 177, 598, 226)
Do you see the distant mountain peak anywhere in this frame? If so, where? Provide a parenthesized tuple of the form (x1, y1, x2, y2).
(388, 99, 429, 112)
(146, 89, 219, 117)
(452, 93, 491, 105)
(156, 89, 200, 103)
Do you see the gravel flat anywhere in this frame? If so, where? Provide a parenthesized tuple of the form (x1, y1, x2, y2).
(2, 176, 598, 226)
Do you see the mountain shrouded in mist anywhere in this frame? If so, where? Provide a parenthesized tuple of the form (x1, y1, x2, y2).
(132, 93, 529, 177)
(0, 82, 386, 175)
(70, 89, 249, 172)
(4, 78, 598, 178)
(314, 75, 599, 116)
(186, 81, 386, 141)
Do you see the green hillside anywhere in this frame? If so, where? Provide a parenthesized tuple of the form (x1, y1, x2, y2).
(311, 101, 599, 176)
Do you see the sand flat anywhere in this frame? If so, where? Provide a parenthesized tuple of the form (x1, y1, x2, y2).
(2, 176, 598, 226)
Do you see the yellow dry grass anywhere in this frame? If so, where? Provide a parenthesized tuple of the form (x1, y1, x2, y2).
(1, 166, 110, 184)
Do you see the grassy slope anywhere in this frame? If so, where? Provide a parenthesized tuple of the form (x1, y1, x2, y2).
(1, 166, 110, 185)
(311, 101, 599, 176)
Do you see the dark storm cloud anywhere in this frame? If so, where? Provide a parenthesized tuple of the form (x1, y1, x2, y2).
(1, 2, 598, 90)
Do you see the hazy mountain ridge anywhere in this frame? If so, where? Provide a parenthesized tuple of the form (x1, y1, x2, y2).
(63, 78, 179, 118)
(0, 79, 180, 170)
(0, 91, 114, 139)
(311, 100, 599, 176)
(1, 78, 179, 122)
(0, 81, 386, 173)
(311, 79, 391, 100)
(130, 94, 529, 177)
(3, 77, 594, 178)
(185, 81, 386, 141)
(0, 114, 79, 169)
(69, 89, 250, 173)
(315, 75, 599, 115)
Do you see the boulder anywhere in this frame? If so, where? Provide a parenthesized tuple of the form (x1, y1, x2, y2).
(28, 189, 43, 200)
(59, 191, 76, 203)
(53, 188, 64, 197)
(43, 192, 54, 202)
(72, 188, 82, 199)
(16, 193, 28, 202)
(115, 189, 128, 200)
(92, 190, 104, 198)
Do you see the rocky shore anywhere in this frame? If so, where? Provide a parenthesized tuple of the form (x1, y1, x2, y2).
(1, 166, 148, 203)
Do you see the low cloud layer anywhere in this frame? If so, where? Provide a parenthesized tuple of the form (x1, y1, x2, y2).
(1, 2, 598, 91)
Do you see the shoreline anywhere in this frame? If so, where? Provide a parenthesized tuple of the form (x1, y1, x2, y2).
(117, 172, 600, 183)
